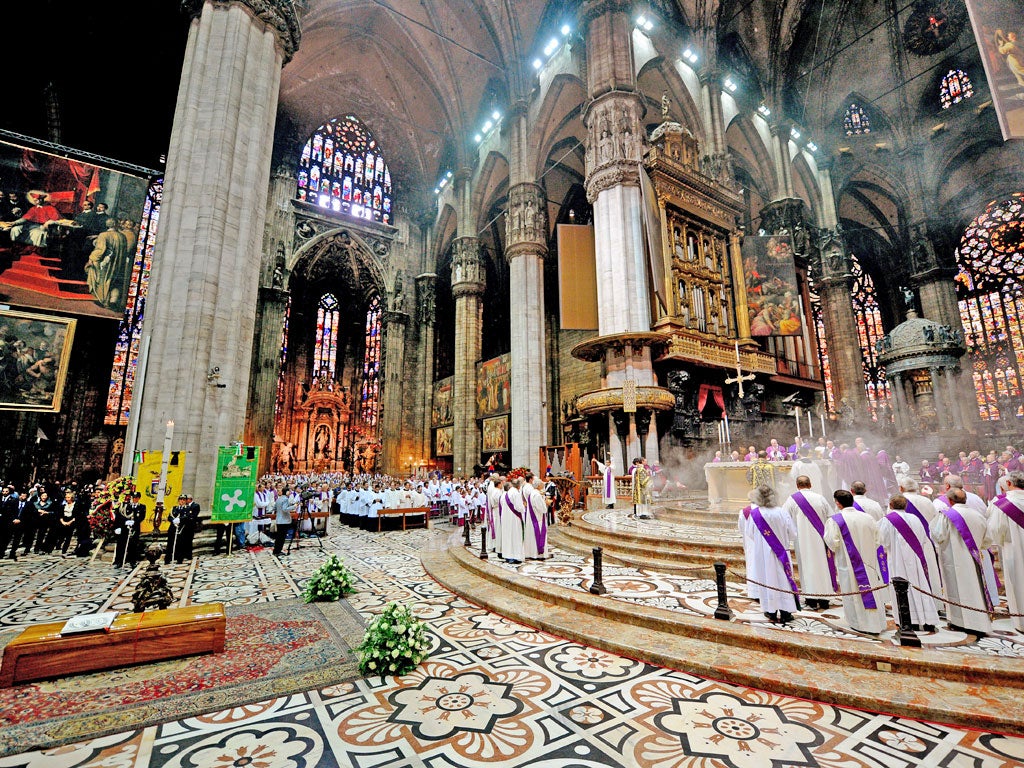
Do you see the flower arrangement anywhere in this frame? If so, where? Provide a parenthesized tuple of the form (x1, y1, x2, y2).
(355, 602, 431, 677)
(507, 466, 531, 482)
(87, 476, 137, 539)
(302, 554, 357, 602)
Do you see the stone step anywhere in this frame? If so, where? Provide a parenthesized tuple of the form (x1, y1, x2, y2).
(423, 535, 1024, 736)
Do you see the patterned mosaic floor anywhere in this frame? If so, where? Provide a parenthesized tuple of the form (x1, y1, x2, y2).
(0, 523, 1022, 767)
(581, 507, 743, 545)
(536, 512, 1024, 655)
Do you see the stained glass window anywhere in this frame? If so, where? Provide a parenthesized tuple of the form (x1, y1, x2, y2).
(275, 296, 291, 417)
(939, 69, 973, 109)
(297, 115, 393, 225)
(843, 103, 871, 136)
(956, 192, 1024, 421)
(313, 293, 340, 380)
(807, 276, 835, 412)
(104, 178, 161, 426)
(360, 295, 383, 426)
(849, 253, 890, 419)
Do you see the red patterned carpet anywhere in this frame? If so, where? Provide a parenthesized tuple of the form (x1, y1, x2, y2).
(0, 598, 363, 757)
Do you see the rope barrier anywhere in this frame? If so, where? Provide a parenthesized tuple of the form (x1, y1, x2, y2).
(729, 569, 889, 598)
(909, 583, 1024, 618)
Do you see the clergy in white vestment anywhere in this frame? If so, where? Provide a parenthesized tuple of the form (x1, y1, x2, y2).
(745, 485, 800, 624)
(935, 475, 1000, 606)
(879, 494, 940, 631)
(790, 451, 825, 496)
(987, 471, 1024, 632)
(824, 489, 888, 635)
(738, 503, 762, 601)
(593, 456, 615, 507)
(930, 487, 993, 636)
(849, 482, 885, 521)
(500, 479, 526, 563)
(522, 472, 549, 559)
(783, 476, 836, 610)
(486, 474, 503, 554)
(366, 484, 385, 530)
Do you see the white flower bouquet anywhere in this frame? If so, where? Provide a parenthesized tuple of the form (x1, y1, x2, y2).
(355, 602, 431, 677)
(302, 554, 357, 602)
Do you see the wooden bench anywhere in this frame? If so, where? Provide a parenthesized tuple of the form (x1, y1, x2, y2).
(376, 506, 430, 532)
(0, 603, 226, 687)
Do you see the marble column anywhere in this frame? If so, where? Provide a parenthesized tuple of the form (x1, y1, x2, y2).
(380, 309, 409, 474)
(506, 181, 548, 474)
(451, 236, 484, 477)
(135, 0, 298, 504)
(930, 368, 949, 429)
(415, 273, 437, 468)
(582, 0, 658, 464)
(244, 284, 290, 475)
(818, 234, 869, 414)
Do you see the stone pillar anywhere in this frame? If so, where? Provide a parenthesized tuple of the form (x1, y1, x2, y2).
(729, 233, 753, 344)
(506, 181, 548, 474)
(769, 124, 794, 199)
(244, 284, 289, 475)
(818, 233, 868, 413)
(451, 236, 484, 477)
(380, 309, 409, 474)
(582, 0, 658, 464)
(697, 69, 731, 183)
(136, 0, 298, 504)
(416, 273, 437, 467)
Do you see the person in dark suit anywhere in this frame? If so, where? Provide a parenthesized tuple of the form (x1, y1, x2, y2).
(48, 489, 79, 555)
(72, 486, 94, 557)
(165, 494, 193, 564)
(5, 491, 36, 560)
(0, 487, 17, 559)
(122, 491, 147, 566)
(31, 490, 55, 553)
(273, 483, 296, 556)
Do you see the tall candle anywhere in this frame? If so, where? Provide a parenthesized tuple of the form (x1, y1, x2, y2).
(820, 412, 826, 440)
(724, 412, 731, 443)
(808, 411, 814, 438)
(795, 406, 801, 440)
(157, 420, 174, 505)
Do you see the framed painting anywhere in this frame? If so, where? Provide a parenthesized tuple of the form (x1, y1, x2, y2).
(481, 415, 508, 452)
(0, 308, 76, 412)
(435, 426, 454, 457)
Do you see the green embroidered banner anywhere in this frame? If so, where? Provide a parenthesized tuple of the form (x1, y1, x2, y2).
(210, 445, 259, 523)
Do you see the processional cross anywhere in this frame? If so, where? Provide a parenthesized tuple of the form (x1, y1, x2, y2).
(725, 343, 756, 398)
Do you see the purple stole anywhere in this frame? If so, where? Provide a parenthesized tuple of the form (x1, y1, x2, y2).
(741, 505, 752, 522)
(852, 499, 889, 583)
(902, 499, 930, 534)
(791, 492, 838, 591)
(884, 511, 931, 585)
(939, 505, 994, 612)
(604, 469, 614, 500)
(832, 512, 880, 609)
(749, 506, 799, 593)
(504, 492, 525, 539)
(526, 493, 547, 551)
(993, 495, 1024, 530)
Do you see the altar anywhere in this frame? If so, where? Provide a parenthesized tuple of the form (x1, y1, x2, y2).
(704, 461, 797, 513)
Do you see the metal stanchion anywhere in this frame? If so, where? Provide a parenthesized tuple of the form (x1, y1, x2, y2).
(590, 547, 607, 595)
(892, 576, 921, 648)
(714, 561, 733, 620)
(463, 518, 472, 546)
(479, 526, 489, 560)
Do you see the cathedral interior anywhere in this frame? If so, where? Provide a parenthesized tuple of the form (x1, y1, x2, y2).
(0, 1, 1023, 765)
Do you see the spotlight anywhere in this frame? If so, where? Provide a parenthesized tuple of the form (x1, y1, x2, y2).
(544, 38, 559, 56)
(790, 127, 801, 140)
(561, 23, 571, 36)
(724, 77, 738, 93)
(492, 110, 501, 121)
(758, 104, 771, 117)
(482, 120, 493, 131)
(807, 141, 818, 152)
(532, 58, 542, 70)
(474, 134, 482, 143)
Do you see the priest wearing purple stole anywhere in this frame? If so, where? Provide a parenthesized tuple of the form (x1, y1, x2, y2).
(485, 474, 503, 555)
(783, 475, 836, 610)
(878, 494, 940, 631)
(987, 471, 1024, 632)
(521, 472, 548, 560)
(500, 479, 527, 564)
(824, 489, 888, 635)
(743, 485, 799, 625)
(930, 487, 993, 636)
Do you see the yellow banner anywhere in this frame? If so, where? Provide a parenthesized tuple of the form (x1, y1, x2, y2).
(133, 451, 186, 533)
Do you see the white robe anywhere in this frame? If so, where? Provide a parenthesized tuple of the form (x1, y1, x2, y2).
(987, 490, 1024, 632)
(738, 507, 761, 600)
(790, 460, 824, 495)
(902, 492, 938, 523)
(935, 494, 1000, 605)
(500, 487, 526, 562)
(824, 508, 888, 634)
(594, 460, 615, 506)
(783, 490, 835, 599)
(522, 483, 548, 559)
(930, 503, 993, 634)
(878, 510, 941, 628)
(744, 505, 798, 614)
(853, 494, 885, 522)
(486, 482, 502, 552)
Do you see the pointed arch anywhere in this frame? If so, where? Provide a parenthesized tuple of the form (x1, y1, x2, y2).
(726, 114, 776, 198)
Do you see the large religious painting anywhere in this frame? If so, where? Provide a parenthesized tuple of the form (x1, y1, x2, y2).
(476, 353, 511, 418)
(965, 0, 1024, 140)
(435, 426, 453, 457)
(481, 416, 508, 452)
(0, 138, 150, 318)
(431, 377, 453, 427)
(742, 235, 803, 336)
(0, 308, 76, 412)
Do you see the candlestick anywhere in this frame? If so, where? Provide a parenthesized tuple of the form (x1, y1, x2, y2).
(795, 406, 801, 441)
(820, 412, 826, 440)
(723, 412, 731, 443)
(808, 411, 814, 438)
